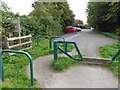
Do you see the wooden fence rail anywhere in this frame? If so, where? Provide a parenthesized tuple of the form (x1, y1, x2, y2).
(6, 35, 32, 50)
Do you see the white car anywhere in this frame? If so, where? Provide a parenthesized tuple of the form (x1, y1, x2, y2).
(72, 27, 82, 32)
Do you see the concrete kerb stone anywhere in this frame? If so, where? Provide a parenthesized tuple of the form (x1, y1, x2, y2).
(82, 57, 112, 65)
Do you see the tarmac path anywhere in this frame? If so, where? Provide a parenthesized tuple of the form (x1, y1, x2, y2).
(27, 29, 118, 88)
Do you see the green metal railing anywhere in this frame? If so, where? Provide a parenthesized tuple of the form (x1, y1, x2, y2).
(0, 49, 34, 86)
(35, 35, 50, 46)
(112, 50, 120, 61)
(54, 41, 83, 61)
(49, 36, 65, 49)
(34, 35, 65, 49)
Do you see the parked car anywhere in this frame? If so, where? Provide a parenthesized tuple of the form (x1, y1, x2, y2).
(72, 27, 82, 32)
(64, 28, 77, 33)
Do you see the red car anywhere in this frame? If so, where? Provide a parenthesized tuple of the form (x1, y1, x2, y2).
(64, 28, 77, 33)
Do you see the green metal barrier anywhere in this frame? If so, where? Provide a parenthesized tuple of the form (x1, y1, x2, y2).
(35, 35, 50, 46)
(34, 35, 65, 49)
(49, 36, 65, 49)
(0, 49, 34, 86)
(112, 50, 120, 61)
(54, 41, 83, 61)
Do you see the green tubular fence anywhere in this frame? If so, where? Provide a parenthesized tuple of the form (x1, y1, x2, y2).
(112, 50, 120, 61)
(49, 36, 65, 49)
(54, 41, 83, 61)
(34, 35, 65, 49)
(35, 36, 50, 46)
(0, 49, 34, 86)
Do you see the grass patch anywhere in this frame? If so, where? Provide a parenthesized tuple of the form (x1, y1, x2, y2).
(99, 32, 118, 40)
(99, 42, 120, 80)
(51, 56, 81, 71)
(1, 39, 74, 88)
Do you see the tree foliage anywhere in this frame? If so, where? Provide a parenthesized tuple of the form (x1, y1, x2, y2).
(73, 19, 84, 26)
(1, 1, 17, 37)
(87, 2, 120, 33)
(1, 1, 75, 37)
(27, 1, 75, 36)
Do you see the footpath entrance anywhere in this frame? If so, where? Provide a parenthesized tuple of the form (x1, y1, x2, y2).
(53, 40, 119, 65)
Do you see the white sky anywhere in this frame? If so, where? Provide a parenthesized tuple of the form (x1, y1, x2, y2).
(68, 0, 88, 24)
(2, 0, 88, 24)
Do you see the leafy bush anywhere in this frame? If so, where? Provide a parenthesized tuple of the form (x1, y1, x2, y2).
(20, 15, 63, 37)
(20, 16, 40, 36)
(38, 16, 63, 36)
(1, 2, 17, 38)
(87, 2, 120, 33)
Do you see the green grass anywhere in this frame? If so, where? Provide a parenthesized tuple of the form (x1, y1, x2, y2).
(1, 39, 74, 88)
(99, 42, 120, 80)
(99, 32, 118, 40)
(51, 55, 81, 71)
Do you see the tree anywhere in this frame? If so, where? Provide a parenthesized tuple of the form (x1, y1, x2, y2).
(73, 19, 84, 26)
(20, 15, 41, 36)
(1, 1, 16, 37)
(86, 2, 120, 33)
(30, 1, 75, 35)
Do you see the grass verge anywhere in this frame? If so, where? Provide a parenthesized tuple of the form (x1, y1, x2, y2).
(1, 39, 74, 88)
(99, 32, 118, 40)
(99, 42, 120, 80)
(51, 56, 81, 71)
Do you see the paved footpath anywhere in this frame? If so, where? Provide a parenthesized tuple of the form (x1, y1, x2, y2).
(27, 29, 118, 88)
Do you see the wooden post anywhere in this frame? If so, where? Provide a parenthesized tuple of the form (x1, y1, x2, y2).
(0, 32, 2, 49)
(17, 16, 22, 50)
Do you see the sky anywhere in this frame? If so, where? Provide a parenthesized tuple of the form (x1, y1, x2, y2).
(3, 0, 88, 24)
(68, 0, 89, 24)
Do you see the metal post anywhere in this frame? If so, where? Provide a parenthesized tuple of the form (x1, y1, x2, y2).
(74, 43, 83, 59)
(2, 62, 4, 81)
(112, 50, 120, 61)
(24, 52, 34, 86)
(0, 51, 4, 81)
(54, 41, 58, 60)
(49, 36, 65, 49)
(64, 43, 67, 52)
(49, 38, 52, 49)
(17, 16, 22, 50)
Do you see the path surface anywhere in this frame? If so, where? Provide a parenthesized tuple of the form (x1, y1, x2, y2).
(27, 29, 118, 88)
(61, 29, 116, 57)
